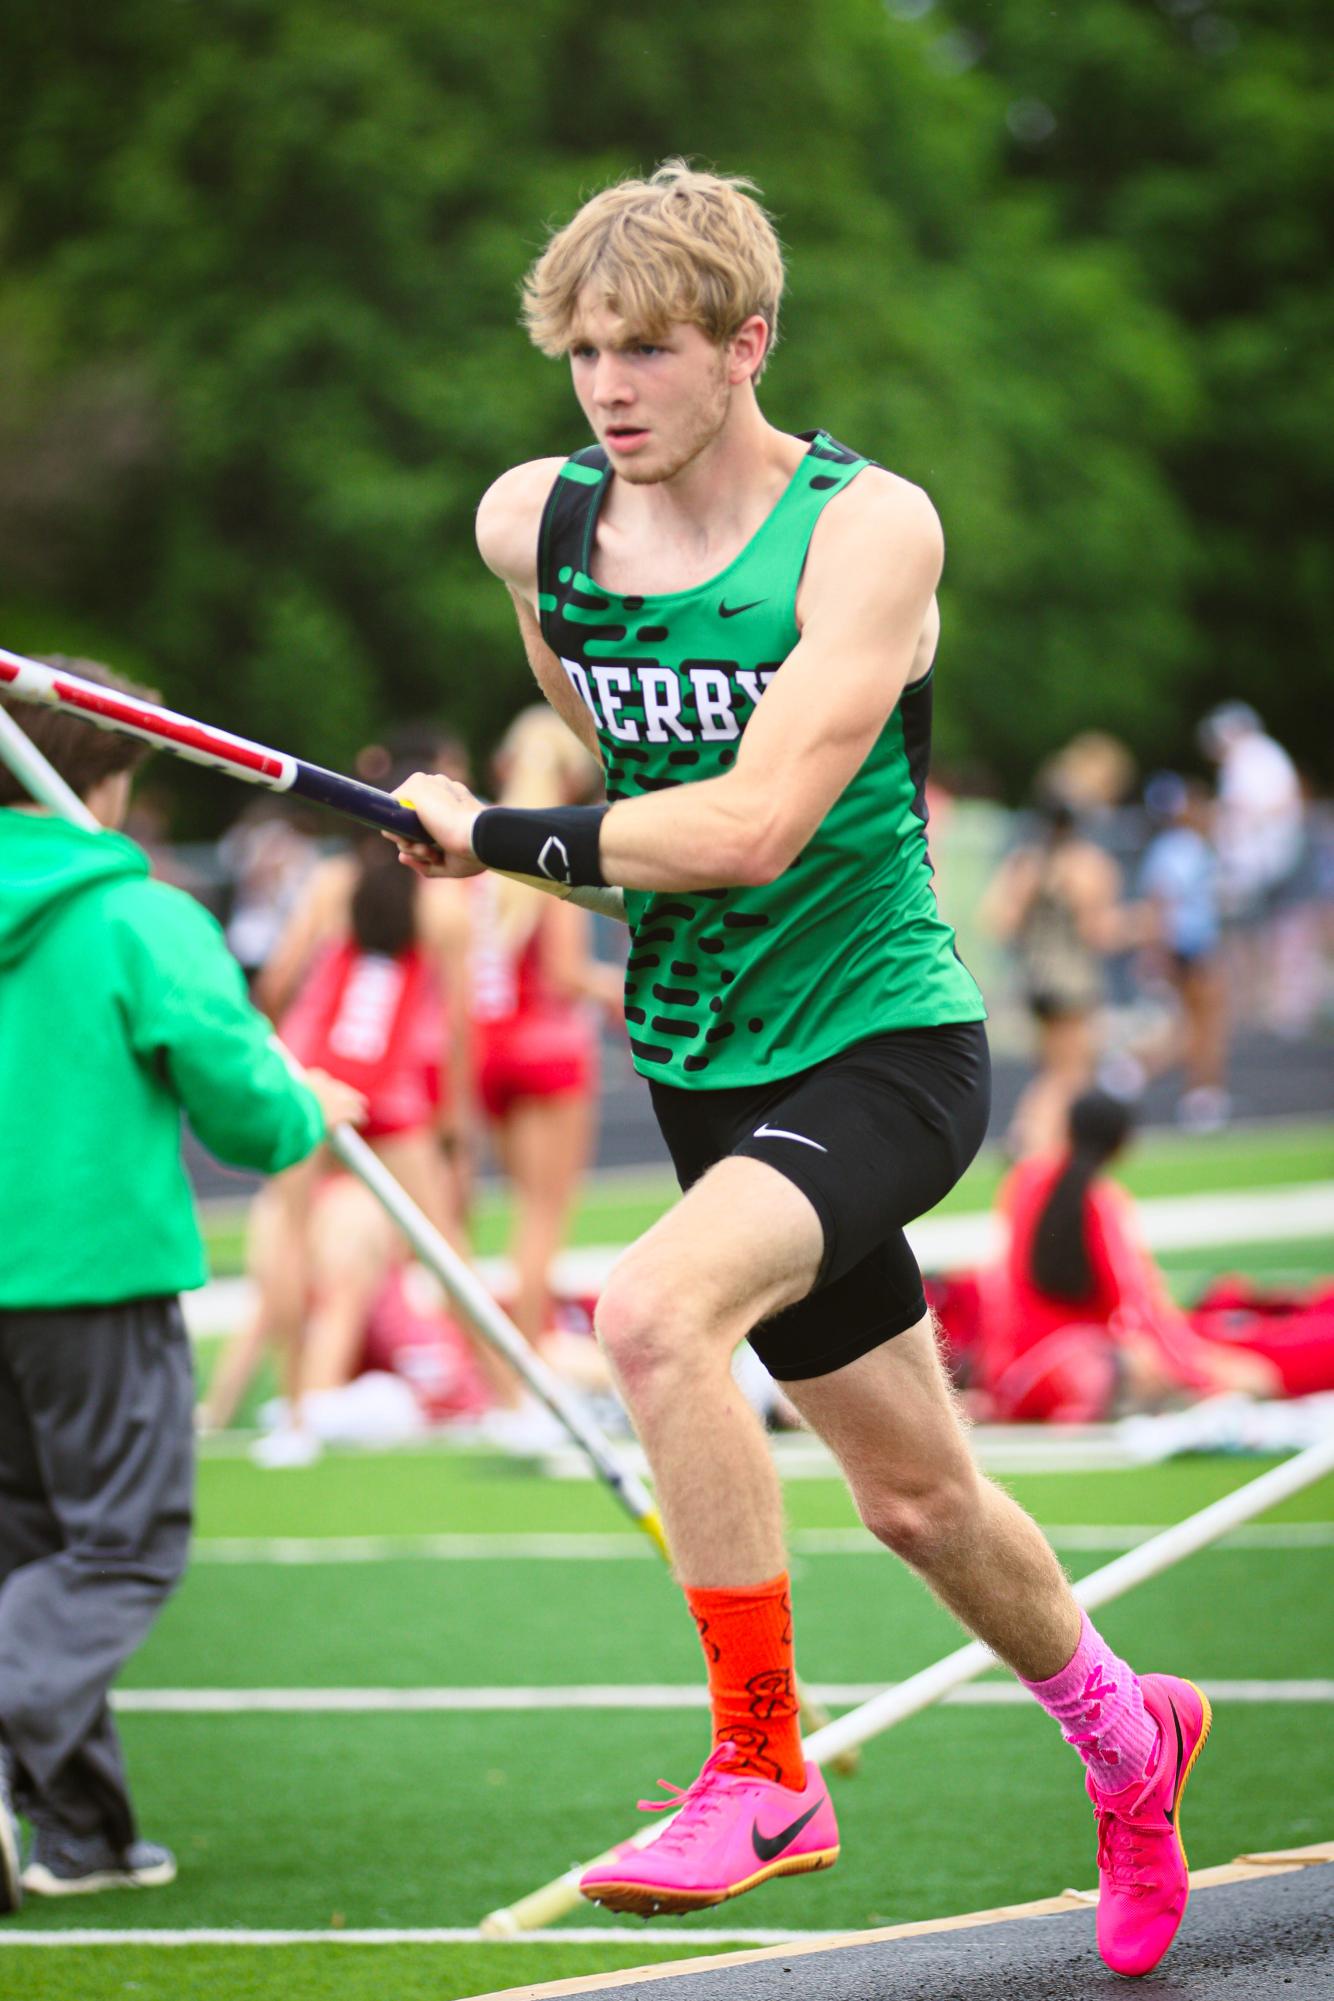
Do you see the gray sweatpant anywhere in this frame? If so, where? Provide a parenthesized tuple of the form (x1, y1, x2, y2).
(0, 1297, 194, 1848)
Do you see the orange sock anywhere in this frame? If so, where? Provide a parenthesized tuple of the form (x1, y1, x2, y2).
(683, 1572, 806, 1791)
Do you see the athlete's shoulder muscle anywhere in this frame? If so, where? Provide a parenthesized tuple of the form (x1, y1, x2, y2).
(476, 457, 599, 755)
(476, 457, 566, 604)
(801, 466, 943, 608)
(797, 467, 943, 677)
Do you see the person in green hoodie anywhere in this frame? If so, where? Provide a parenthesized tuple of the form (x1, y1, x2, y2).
(0, 657, 365, 1913)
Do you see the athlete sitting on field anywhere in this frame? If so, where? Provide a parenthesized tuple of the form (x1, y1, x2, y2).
(385, 163, 1210, 1979)
(979, 1091, 1324, 1422)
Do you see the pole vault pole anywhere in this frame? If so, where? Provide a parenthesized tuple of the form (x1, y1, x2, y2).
(478, 1431, 1334, 1933)
(0, 668, 850, 1759)
(0, 644, 625, 920)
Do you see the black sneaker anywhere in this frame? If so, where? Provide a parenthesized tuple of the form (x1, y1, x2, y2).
(21, 1830, 176, 1898)
(0, 1744, 21, 1915)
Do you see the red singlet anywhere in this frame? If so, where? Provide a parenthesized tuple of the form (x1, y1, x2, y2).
(976, 1158, 1164, 1422)
(983, 1160, 1334, 1416)
(469, 879, 596, 1121)
(280, 939, 444, 1140)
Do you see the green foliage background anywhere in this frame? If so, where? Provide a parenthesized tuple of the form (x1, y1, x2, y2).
(0, 0, 1328, 827)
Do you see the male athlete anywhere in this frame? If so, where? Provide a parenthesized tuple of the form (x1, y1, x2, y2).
(392, 163, 1210, 1977)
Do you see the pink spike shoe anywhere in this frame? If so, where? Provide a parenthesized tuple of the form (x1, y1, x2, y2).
(580, 1743, 839, 1916)
(1089, 1673, 1213, 1977)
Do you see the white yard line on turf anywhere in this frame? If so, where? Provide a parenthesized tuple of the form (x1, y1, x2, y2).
(110, 1680, 1334, 1713)
(183, 1179, 1334, 1337)
(188, 1522, 1334, 1562)
(0, 1925, 839, 1947)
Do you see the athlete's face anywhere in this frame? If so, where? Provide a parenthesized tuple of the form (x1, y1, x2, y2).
(567, 299, 734, 485)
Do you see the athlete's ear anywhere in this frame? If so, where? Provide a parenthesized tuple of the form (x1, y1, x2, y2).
(727, 315, 771, 386)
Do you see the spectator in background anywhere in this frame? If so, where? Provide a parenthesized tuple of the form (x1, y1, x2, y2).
(1036, 731, 1136, 846)
(1200, 702, 1302, 912)
(1137, 773, 1229, 1132)
(0, 662, 361, 1910)
(980, 793, 1123, 1157)
(356, 720, 470, 795)
(1198, 702, 1304, 1027)
(470, 708, 623, 1384)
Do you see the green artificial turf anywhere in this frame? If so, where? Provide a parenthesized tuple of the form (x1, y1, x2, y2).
(0, 1942, 739, 2001)
(189, 1446, 1334, 1542)
(5, 1455, 1330, 2001)
(199, 1119, 1334, 1274)
(120, 1541, 1334, 1700)
(5, 1701, 1328, 1937)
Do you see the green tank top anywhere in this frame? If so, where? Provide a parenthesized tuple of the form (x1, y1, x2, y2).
(537, 430, 985, 1088)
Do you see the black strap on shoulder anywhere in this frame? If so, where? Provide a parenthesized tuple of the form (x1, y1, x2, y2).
(798, 430, 866, 468)
(537, 447, 610, 649)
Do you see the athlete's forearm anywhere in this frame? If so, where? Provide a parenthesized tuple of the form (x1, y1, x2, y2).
(394, 766, 776, 900)
(599, 773, 780, 892)
(465, 774, 777, 894)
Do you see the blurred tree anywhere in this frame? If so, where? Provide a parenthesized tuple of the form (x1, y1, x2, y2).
(941, 0, 1334, 775)
(0, 0, 1278, 829)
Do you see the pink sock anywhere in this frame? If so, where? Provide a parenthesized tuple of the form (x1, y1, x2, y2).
(1021, 1612, 1158, 1793)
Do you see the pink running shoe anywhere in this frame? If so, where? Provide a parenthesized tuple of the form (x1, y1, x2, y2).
(1089, 1673, 1213, 1977)
(580, 1743, 839, 1916)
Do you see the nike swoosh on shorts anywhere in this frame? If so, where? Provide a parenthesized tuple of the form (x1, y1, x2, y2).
(752, 1124, 828, 1152)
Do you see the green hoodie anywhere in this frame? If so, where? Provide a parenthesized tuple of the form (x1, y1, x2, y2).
(0, 808, 326, 1308)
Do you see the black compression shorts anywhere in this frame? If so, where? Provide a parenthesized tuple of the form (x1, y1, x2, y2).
(649, 1020, 991, 1381)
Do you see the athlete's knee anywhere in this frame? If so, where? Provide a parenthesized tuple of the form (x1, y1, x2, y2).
(854, 1464, 982, 1571)
(594, 1253, 717, 1400)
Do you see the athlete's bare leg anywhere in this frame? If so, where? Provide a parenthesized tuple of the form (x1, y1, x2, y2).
(599, 1155, 1080, 1675)
(258, 1152, 321, 1414)
(373, 1129, 527, 1407)
(501, 1090, 593, 1351)
(785, 1319, 1080, 1681)
(595, 1156, 824, 1585)
(1178, 959, 1226, 1093)
(297, 1176, 397, 1396)
(373, 1129, 470, 1256)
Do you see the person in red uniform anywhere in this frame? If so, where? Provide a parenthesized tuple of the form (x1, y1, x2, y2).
(199, 794, 480, 1461)
(980, 1092, 1302, 1421)
(470, 708, 623, 1359)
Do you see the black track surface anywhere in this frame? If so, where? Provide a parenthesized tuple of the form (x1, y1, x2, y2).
(554, 1864, 1334, 2001)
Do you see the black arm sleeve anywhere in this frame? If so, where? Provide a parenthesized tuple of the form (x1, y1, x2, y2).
(470, 804, 609, 888)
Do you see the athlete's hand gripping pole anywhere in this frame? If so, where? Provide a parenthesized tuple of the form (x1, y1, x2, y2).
(478, 1431, 1334, 1933)
(0, 643, 625, 920)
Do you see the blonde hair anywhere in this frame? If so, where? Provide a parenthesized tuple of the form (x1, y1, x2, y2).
(491, 707, 602, 947)
(521, 160, 785, 372)
(494, 706, 600, 809)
